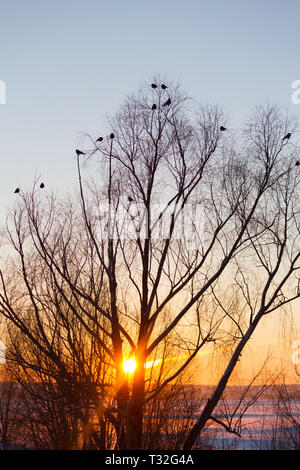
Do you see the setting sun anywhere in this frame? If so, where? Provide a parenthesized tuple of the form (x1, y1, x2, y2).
(123, 357, 137, 374)
(122, 355, 187, 375)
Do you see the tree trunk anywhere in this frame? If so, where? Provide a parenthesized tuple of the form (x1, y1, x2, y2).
(115, 369, 129, 450)
(183, 314, 261, 449)
(126, 349, 146, 449)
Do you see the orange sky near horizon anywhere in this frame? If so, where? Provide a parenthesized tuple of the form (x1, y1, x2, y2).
(191, 300, 300, 386)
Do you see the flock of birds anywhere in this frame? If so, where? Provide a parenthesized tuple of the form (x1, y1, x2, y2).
(13, 84, 298, 194)
(14, 182, 44, 194)
(73, 83, 172, 160)
(151, 82, 170, 108)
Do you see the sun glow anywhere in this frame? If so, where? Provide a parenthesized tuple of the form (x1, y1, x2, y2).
(123, 354, 188, 375)
(145, 358, 162, 369)
(123, 357, 137, 374)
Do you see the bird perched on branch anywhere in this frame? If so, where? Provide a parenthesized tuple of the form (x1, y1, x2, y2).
(162, 98, 171, 107)
(283, 133, 291, 141)
(40, 183, 45, 189)
(296, 161, 300, 166)
(151, 104, 157, 110)
(220, 126, 227, 131)
(128, 196, 134, 202)
(76, 149, 85, 156)
(110, 133, 115, 139)
(151, 83, 158, 89)
(96, 136, 103, 142)
(161, 84, 168, 89)
(14, 188, 20, 194)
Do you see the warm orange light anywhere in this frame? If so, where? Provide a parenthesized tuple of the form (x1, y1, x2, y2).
(123, 357, 137, 374)
(123, 354, 188, 375)
(145, 355, 188, 369)
(145, 358, 162, 369)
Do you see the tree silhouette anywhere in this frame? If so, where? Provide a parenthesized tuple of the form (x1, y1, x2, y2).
(1, 80, 300, 450)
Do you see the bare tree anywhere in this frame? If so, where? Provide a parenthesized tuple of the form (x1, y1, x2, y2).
(6, 320, 112, 450)
(183, 104, 300, 448)
(0, 78, 300, 450)
(0, 367, 23, 449)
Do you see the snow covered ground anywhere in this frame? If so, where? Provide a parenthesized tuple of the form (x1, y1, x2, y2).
(193, 399, 300, 450)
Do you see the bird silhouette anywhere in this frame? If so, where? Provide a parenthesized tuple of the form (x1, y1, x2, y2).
(296, 161, 300, 166)
(76, 149, 85, 156)
(14, 188, 20, 194)
(40, 183, 45, 189)
(128, 196, 134, 202)
(151, 83, 158, 89)
(283, 133, 292, 141)
(151, 104, 157, 110)
(110, 133, 115, 139)
(161, 84, 168, 89)
(96, 137, 103, 142)
(220, 126, 227, 131)
(162, 98, 171, 107)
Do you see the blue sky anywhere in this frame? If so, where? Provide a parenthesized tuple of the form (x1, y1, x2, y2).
(0, 0, 300, 216)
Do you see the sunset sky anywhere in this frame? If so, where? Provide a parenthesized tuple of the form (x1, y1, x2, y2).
(1, 0, 300, 207)
(1, 0, 300, 384)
